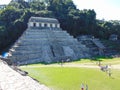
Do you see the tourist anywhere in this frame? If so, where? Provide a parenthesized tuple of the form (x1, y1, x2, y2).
(108, 64, 111, 70)
(81, 83, 84, 90)
(66, 58, 70, 62)
(108, 65, 112, 77)
(108, 70, 112, 77)
(98, 60, 101, 66)
(86, 84, 88, 90)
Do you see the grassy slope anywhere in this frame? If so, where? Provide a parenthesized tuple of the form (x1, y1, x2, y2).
(21, 66, 120, 90)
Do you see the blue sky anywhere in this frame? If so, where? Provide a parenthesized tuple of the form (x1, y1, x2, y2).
(0, 0, 120, 20)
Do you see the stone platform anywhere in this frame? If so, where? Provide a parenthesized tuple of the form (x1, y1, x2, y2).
(8, 17, 91, 64)
(8, 28, 91, 64)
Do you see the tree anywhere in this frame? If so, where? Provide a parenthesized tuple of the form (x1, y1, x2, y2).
(0, 6, 23, 27)
(29, 1, 46, 11)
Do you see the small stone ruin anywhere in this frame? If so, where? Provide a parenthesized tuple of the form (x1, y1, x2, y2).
(77, 35, 105, 56)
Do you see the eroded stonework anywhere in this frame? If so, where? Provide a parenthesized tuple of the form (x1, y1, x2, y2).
(8, 17, 91, 64)
(0, 60, 50, 90)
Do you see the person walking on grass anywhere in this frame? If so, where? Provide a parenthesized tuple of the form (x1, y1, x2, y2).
(81, 83, 84, 90)
(108, 68, 112, 77)
(86, 84, 88, 90)
(108, 64, 112, 77)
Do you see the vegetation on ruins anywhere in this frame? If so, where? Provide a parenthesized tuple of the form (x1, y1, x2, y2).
(0, 0, 120, 53)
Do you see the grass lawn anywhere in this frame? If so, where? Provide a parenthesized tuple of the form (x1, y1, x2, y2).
(21, 65, 120, 90)
(23, 57, 120, 67)
(71, 57, 120, 65)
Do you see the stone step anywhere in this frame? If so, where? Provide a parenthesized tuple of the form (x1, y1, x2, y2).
(17, 58, 43, 65)
(22, 37, 75, 41)
(10, 45, 54, 63)
(27, 29, 65, 32)
(11, 50, 42, 55)
(26, 29, 67, 32)
(23, 35, 73, 39)
(23, 37, 77, 43)
(23, 41, 82, 47)
(12, 39, 80, 51)
(25, 32, 70, 37)
(11, 46, 42, 51)
(22, 36, 74, 40)
(9, 54, 42, 62)
(13, 43, 81, 51)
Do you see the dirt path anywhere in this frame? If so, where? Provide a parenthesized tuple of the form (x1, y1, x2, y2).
(21, 63, 120, 70)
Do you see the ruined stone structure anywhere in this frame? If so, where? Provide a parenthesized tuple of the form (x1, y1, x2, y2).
(28, 17, 60, 29)
(8, 17, 91, 65)
(77, 35, 105, 56)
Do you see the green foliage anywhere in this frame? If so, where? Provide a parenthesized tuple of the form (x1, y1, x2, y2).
(0, 6, 23, 26)
(29, 1, 46, 11)
(0, 0, 120, 53)
(0, 26, 5, 31)
(9, 0, 30, 9)
(96, 20, 120, 39)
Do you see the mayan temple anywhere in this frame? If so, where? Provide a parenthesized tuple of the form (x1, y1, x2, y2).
(8, 17, 91, 65)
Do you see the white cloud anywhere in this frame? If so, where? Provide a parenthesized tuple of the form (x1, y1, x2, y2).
(0, 0, 11, 4)
(0, 0, 120, 20)
(73, 0, 120, 20)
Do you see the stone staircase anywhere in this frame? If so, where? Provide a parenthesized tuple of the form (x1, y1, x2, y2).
(101, 40, 120, 57)
(8, 28, 91, 65)
(78, 37, 106, 56)
(80, 40, 99, 56)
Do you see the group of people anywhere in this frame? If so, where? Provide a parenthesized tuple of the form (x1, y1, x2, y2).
(81, 83, 88, 90)
(100, 64, 112, 77)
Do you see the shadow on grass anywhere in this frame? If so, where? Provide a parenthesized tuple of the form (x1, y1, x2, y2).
(90, 56, 113, 61)
(22, 56, 114, 66)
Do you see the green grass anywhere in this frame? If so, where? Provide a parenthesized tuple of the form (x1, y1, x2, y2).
(26, 57, 120, 66)
(67, 57, 120, 65)
(21, 66, 120, 90)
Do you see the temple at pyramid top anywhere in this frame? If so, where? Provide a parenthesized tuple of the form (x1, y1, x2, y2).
(8, 17, 91, 65)
(28, 17, 60, 29)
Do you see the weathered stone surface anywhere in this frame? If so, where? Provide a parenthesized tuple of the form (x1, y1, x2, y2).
(77, 35, 106, 56)
(8, 17, 91, 64)
(0, 60, 50, 90)
(63, 46, 76, 59)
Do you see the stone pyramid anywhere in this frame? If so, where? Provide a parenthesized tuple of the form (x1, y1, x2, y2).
(8, 17, 91, 64)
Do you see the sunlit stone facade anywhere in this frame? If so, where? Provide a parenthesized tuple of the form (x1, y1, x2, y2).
(28, 17, 60, 29)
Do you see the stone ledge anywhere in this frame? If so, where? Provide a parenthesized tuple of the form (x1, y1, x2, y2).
(0, 60, 50, 90)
